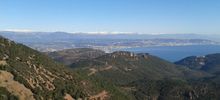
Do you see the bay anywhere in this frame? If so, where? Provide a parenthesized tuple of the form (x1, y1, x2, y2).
(120, 45, 220, 62)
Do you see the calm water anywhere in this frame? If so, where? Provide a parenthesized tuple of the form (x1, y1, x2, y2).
(120, 45, 220, 62)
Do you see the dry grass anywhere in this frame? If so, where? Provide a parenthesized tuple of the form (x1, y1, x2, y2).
(64, 93, 74, 100)
(0, 70, 35, 100)
(0, 60, 7, 66)
(88, 90, 109, 100)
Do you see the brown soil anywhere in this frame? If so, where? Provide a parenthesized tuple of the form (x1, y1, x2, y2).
(88, 68, 98, 76)
(64, 93, 74, 100)
(0, 60, 7, 66)
(88, 90, 109, 100)
(0, 70, 35, 100)
(88, 66, 113, 76)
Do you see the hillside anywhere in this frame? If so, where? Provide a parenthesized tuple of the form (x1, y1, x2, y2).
(0, 36, 130, 100)
(175, 53, 220, 74)
(71, 51, 208, 85)
(175, 53, 220, 83)
(46, 48, 105, 65)
(126, 78, 220, 100)
(69, 51, 220, 100)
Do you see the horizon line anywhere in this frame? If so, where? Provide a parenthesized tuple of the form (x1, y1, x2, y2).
(0, 29, 213, 35)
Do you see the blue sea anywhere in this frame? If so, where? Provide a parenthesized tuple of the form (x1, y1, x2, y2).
(119, 45, 220, 62)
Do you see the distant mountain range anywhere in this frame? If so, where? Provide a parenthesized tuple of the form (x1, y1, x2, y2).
(1, 31, 220, 41)
(0, 31, 219, 52)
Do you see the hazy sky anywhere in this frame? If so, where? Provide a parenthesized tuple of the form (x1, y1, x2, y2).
(1, 0, 220, 34)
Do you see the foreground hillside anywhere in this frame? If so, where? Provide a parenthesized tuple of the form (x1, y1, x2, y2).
(0, 36, 87, 99)
(0, 36, 130, 100)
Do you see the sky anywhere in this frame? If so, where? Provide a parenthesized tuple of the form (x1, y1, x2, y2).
(0, 0, 220, 34)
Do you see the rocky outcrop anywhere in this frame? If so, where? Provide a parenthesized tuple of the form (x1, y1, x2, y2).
(88, 90, 109, 100)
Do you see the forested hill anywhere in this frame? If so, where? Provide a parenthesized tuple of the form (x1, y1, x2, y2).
(176, 53, 220, 74)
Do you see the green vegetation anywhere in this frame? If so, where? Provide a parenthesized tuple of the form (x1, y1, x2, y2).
(46, 48, 105, 65)
(71, 51, 220, 100)
(71, 51, 207, 84)
(0, 87, 18, 100)
(176, 53, 220, 74)
(126, 78, 220, 100)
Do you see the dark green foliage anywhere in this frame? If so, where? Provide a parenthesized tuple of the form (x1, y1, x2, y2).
(0, 87, 18, 100)
(175, 53, 220, 74)
(70, 51, 218, 100)
(46, 48, 105, 65)
(127, 78, 220, 100)
(73, 69, 132, 100)
(71, 51, 207, 85)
